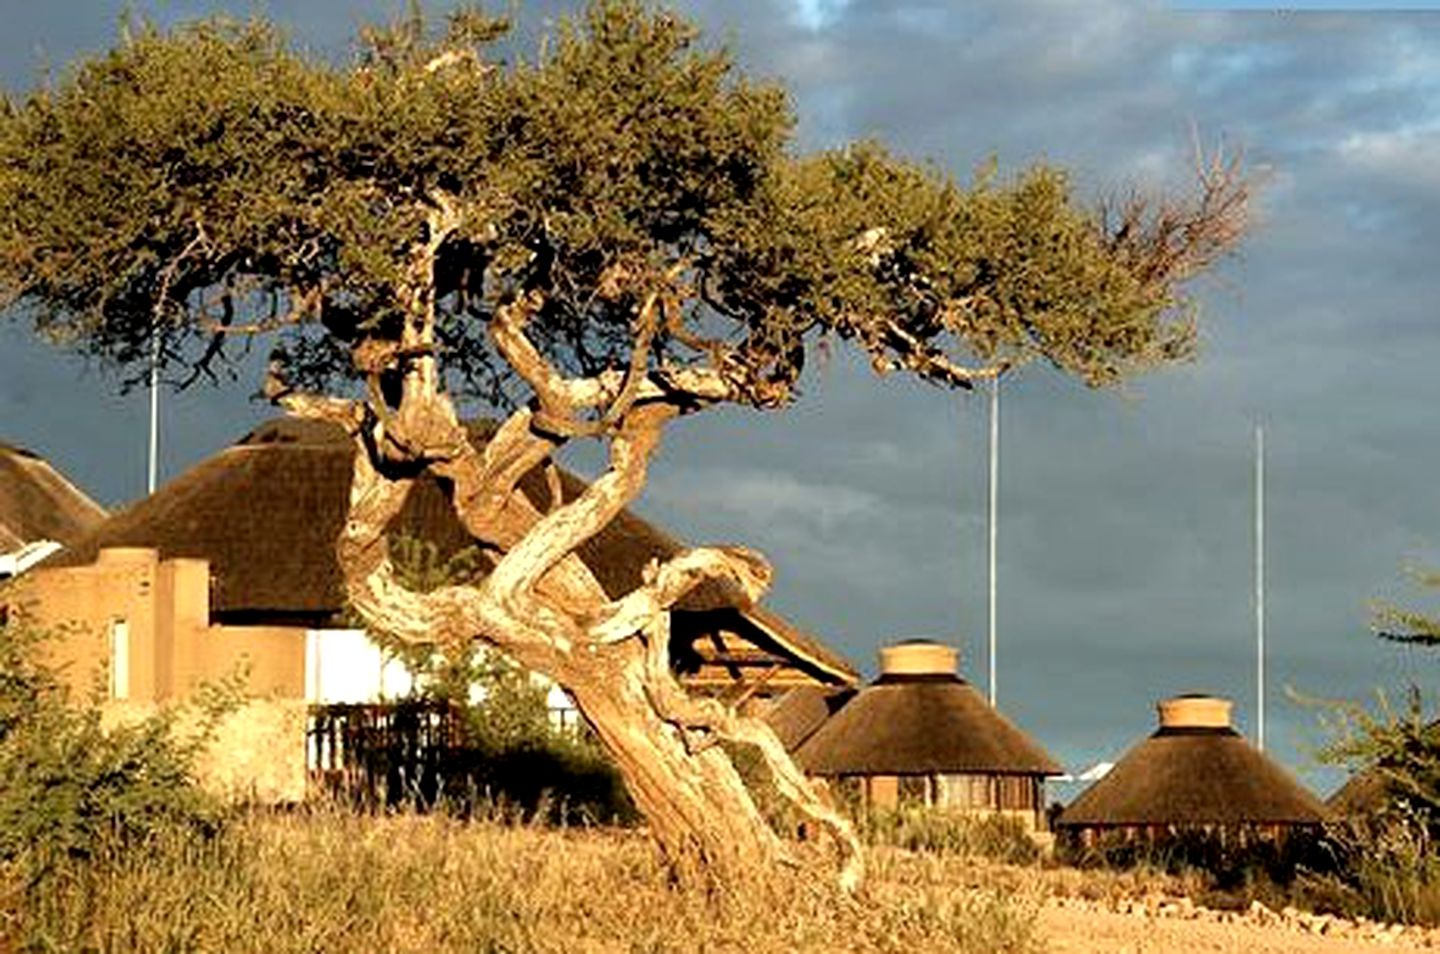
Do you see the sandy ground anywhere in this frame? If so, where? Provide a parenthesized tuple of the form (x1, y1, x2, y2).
(1033, 895, 1436, 953)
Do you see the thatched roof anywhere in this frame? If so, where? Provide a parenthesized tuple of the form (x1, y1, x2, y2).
(49, 417, 855, 684)
(0, 441, 106, 552)
(791, 642, 1062, 777)
(1327, 718, 1440, 819)
(763, 685, 856, 752)
(1056, 697, 1329, 828)
(1327, 767, 1389, 819)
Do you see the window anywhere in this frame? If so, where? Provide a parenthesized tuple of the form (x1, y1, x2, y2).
(898, 775, 932, 807)
(108, 618, 130, 700)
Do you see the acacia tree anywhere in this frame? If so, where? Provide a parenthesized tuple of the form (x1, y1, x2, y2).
(0, 2, 1247, 885)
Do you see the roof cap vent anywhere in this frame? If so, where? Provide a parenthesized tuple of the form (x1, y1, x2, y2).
(1158, 694, 1232, 729)
(879, 639, 958, 676)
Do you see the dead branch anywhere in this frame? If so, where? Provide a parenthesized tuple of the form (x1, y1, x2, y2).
(587, 545, 774, 645)
(1102, 139, 1250, 291)
(878, 317, 1009, 387)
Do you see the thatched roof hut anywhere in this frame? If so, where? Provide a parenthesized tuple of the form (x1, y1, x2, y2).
(763, 684, 856, 752)
(787, 640, 1061, 823)
(48, 417, 856, 691)
(1056, 695, 1328, 840)
(0, 441, 106, 553)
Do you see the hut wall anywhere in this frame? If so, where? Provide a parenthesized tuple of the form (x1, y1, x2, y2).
(18, 548, 307, 702)
(1062, 821, 1318, 852)
(102, 698, 308, 803)
(844, 773, 1047, 829)
(936, 773, 1044, 813)
(20, 547, 162, 699)
(866, 775, 900, 809)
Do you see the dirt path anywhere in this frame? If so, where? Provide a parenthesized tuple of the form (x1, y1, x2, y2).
(1033, 895, 1436, 953)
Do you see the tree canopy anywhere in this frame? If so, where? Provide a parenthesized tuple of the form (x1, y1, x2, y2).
(0, 0, 1249, 888)
(0, 1, 1242, 410)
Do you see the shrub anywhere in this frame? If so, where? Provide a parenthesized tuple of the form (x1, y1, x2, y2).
(0, 604, 225, 878)
(1057, 825, 1332, 892)
(1294, 816, 1440, 925)
(1302, 686, 1440, 925)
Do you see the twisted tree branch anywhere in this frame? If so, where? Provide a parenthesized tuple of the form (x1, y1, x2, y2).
(636, 610, 864, 893)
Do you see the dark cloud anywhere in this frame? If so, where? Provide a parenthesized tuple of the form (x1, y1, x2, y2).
(5, 0, 1440, 791)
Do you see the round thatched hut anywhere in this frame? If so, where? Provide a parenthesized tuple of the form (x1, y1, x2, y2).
(1055, 695, 1329, 848)
(788, 640, 1062, 828)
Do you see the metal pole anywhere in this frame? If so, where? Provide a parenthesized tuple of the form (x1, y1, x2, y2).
(148, 330, 159, 495)
(988, 377, 999, 707)
(1255, 424, 1265, 751)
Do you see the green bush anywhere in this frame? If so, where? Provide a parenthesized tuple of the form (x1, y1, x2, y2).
(1305, 686, 1440, 925)
(0, 606, 225, 878)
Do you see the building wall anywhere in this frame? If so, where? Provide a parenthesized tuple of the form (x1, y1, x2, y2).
(102, 698, 308, 804)
(839, 773, 1049, 831)
(19, 548, 307, 702)
(22, 547, 161, 699)
(16, 548, 310, 804)
(209, 625, 306, 698)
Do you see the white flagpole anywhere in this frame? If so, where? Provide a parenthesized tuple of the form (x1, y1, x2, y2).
(148, 330, 159, 495)
(988, 377, 999, 707)
(1255, 424, 1265, 751)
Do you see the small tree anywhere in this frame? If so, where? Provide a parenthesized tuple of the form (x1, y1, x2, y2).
(0, 2, 1247, 886)
(1321, 567, 1440, 821)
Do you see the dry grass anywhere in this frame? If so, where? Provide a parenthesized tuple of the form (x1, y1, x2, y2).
(3, 808, 1041, 953)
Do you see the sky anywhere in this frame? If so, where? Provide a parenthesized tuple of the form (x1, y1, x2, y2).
(3, 0, 1439, 795)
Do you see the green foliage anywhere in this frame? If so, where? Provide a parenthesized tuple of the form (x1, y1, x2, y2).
(431, 656, 636, 824)
(0, 0, 1237, 402)
(1305, 686, 1440, 924)
(0, 605, 225, 882)
(1320, 685, 1440, 828)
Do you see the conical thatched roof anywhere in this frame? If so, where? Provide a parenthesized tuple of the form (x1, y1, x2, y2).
(48, 417, 855, 683)
(763, 684, 856, 752)
(1327, 718, 1440, 819)
(1056, 695, 1329, 828)
(0, 441, 106, 552)
(792, 641, 1062, 777)
(1327, 767, 1389, 819)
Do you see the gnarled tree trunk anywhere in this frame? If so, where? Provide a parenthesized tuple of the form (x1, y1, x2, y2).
(277, 209, 862, 888)
(565, 652, 786, 876)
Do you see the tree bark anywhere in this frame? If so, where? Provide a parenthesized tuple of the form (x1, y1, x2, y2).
(564, 645, 786, 880)
(278, 196, 862, 890)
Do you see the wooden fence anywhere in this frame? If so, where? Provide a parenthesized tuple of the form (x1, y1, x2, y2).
(307, 701, 471, 808)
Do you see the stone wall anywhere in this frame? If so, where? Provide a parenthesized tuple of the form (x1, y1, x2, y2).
(101, 697, 308, 804)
